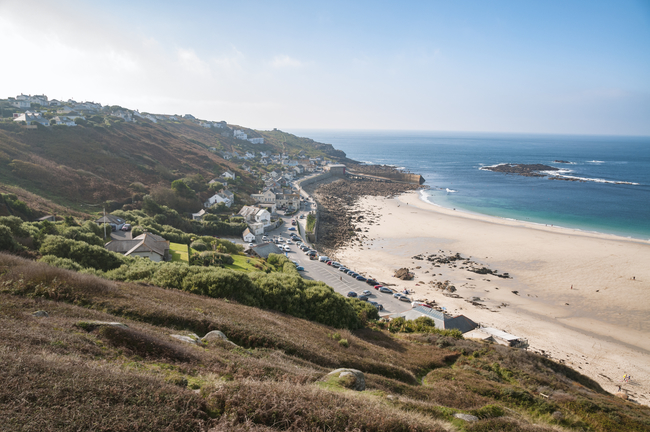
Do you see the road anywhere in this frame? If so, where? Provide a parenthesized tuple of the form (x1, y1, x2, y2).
(266, 193, 412, 316)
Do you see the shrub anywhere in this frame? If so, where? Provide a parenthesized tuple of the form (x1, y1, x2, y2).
(39, 255, 84, 271)
(39, 235, 124, 271)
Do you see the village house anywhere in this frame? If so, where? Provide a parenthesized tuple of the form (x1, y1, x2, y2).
(220, 170, 236, 180)
(233, 130, 247, 140)
(191, 209, 206, 221)
(95, 214, 126, 231)
(13, 112, 50, 126)
(248, 137, 264, 144)
(242, 228, 256, 243)
(250, 189, 276, 204)
(204, 192, 232, 208)
(238, 206, 271, 226)
(105, 232, 170, 262)
(51, 116, 77, 126)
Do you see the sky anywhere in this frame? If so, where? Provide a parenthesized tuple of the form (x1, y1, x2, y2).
(1, 0, 649, 135)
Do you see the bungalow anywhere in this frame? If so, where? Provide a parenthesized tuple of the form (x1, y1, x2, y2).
(105, 232, 170, 262)
(242, 228, 255, 243)
(192, 209, 206, 221)
(13, 112, 49, 126)
(51, 116, 77, 126)
(48, 99, 63, 106)
(204, 193, 232, 208)
(248, 137, 264, 144)
(249, 243, 283, 260)
(388, 307, 478, 334)
(95, 214, 126, 231)
(220, 170, 235, 180)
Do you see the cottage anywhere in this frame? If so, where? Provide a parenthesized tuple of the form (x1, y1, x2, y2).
(220, 170, 235, 180)
(249, 243, 283, 259)
(204, 193, 232, 208)
(248, 137, 264, 144)
(95, 214, 126, 231)
(242, 228, 255, 243)
(192, 209, 206, 221)
(389, 307, 478, 334)
(105, 232, 170, 262)
(233, 130, 247, 140)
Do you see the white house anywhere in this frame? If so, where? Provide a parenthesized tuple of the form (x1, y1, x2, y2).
(242, 228, 256, 243)
(233, 130, 247, 140)
(10, 99, 30, 109)
(204, 193, 232, 208)
(51, 116, 77, 126)
(220, 170, 235, 180)
(249, 222, 265, 235)
(13, 112, 49, 126)
(192, 209, 206, 221)
(248, 137, 264, 144)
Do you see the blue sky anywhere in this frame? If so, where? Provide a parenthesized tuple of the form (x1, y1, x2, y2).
(1, 0, 649, 135)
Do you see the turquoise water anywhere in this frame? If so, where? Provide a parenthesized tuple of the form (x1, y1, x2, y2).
(290, 130, 650, 239)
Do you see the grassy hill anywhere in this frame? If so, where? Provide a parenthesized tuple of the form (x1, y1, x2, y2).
(0, 114, 346, 215)
(1, 252, 649, 431)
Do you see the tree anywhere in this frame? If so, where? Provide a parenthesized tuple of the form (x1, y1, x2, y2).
(171, 180, 194, 198)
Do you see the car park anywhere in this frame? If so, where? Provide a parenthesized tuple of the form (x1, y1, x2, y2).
(393, 293, 403, 299)
(362, 290, 372, 296)
(339, 267, 348, 272)
(379, 287, 393, 294)
(346, 291, 357, 298)
(356, 275, 367, 282)
(358, 295, 369, 301)
(331, 262, 341, 268)
(369, 301, 384, 311)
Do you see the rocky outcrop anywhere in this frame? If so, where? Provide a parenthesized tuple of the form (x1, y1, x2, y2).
(202, 330, 237, 346)
(394, 268, 414, 280)
(482, 163, 558, 177)
(325, 368, 366, 391)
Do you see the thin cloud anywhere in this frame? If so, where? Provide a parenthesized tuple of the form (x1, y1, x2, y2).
(271, 55, 303, 68)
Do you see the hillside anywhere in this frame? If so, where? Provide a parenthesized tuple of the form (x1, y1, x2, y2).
(1, 252, 649, 431)
(0, 108, 347, 215)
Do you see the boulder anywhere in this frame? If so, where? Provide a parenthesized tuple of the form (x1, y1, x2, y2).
(394, 268, 414, 280)
(454, 413, 479, 422)
(170, 333, 202, 345)
(202, 330, 237, 346)
(325, 368, 365, 391)
(31, 310, 49, 317)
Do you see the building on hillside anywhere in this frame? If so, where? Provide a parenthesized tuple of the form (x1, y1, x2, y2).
(389, 306, 478, 334)
(248, 137, 264, 144)
(204, 193, 232, 208)
(251, 189, 276, 204)
(105, 232, 170, 262)
(238, 206, 271, 226)
(95, 214, 126, 231)
(249, 222, 265, 235)
(220, 170, 235, 180)
(10, 99, 30, 109)
(51, 116, 77, 126)
(13, 112, 50, 126)
(192, 209, 206, 221)
(37, 215, 57, 222)
(233, 130, 247, 140)
(249, 243, 283, 259)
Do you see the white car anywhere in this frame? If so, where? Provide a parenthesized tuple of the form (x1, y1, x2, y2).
(318, 256, 329, 262)
(248, 243, 255, 248)
(285, 240, 293, 244)
(283, 245, 291, 252)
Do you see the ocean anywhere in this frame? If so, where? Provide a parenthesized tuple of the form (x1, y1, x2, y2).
(289, 130, 650, 240)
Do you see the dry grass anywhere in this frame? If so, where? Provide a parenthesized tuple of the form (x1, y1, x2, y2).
(1, 252, 650, 431)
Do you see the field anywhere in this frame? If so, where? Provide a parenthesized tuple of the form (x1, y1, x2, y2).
(170, 242, 191, 262)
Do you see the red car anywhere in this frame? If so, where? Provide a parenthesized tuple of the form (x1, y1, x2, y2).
(374, 285, 383, 290)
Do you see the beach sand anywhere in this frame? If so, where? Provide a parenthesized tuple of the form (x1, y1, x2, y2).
(334, 190, 650, 405)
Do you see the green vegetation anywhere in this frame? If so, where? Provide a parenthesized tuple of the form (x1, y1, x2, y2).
(170, 242, 191, 262)
(306, 212, 316, 232)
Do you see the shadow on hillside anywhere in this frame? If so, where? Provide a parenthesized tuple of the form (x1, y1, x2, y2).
(353, 328, 406, 352)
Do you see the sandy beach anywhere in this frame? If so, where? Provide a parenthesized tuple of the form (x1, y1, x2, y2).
(333, 190, 650, 405)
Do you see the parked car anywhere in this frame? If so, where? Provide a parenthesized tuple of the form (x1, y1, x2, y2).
(285, 240, 293, 244)
(365, 279, 378, 286)
(399, 296, 411, 302)
(288, 227, 296, 231)
(121, 224, 132, 231)
(369, 301, 384, 311)
(318, 256, 329, 262)
(393, 293, 403, 299)
(362, 290, 372, 296)
(356, 275, 367, 282)
(346, 291, 357, 298)
(358, 295, 369, 301)
(248, 243, 255, 248)
(339, 267, 348, 272)
(374, 284, 382, 290)
(379, 287, 393, 294)
(296, 266, 305, 271)
(331, 262, 341, 268)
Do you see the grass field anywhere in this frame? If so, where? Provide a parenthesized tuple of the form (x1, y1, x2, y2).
(225, 254, 271, 272)
(169, 242, 191, 262)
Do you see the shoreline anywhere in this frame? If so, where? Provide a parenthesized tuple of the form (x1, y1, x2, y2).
(420, 188, 650, 242)
(330, 190, 650, 405)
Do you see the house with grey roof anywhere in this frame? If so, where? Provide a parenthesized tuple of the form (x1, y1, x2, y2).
(95, 214, 126, 231)
(105, 232, 170, 262)
(389, 306, 478, 334)
(249, 243, 283, 259)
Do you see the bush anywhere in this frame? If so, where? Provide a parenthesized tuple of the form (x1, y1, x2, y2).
(39, 235, 124, 271)
(39, 255, 84, 271)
